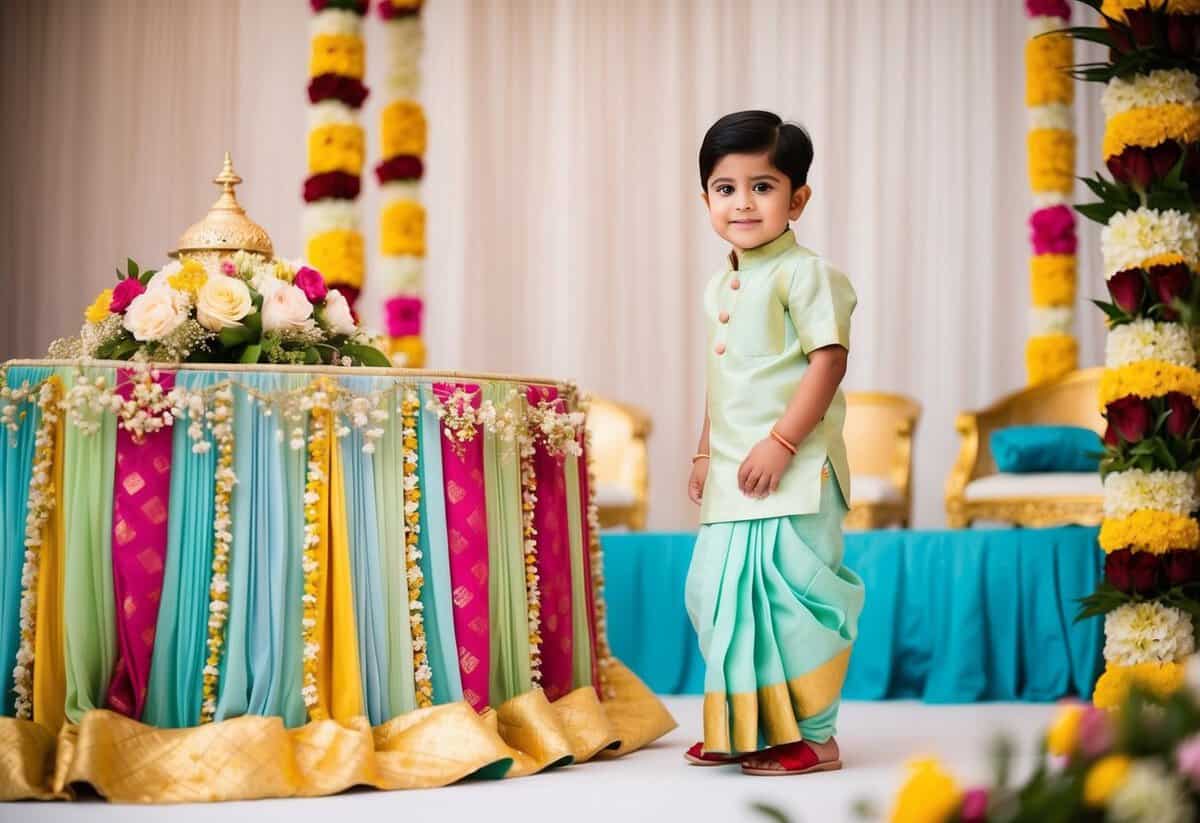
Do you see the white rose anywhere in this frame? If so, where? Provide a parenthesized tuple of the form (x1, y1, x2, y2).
(147, 260, 181, 291)
(321, 289, 357, 335)
(252, 271, 285, 298)
(123, 288, 189, 342)
(262, 283, 315, 332)
(196, 276, 253, 331)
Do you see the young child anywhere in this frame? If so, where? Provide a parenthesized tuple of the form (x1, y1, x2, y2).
(683, 110, 865, 776)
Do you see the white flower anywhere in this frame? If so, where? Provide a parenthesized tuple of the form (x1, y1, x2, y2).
(195, 275, 253, 331)
(146, 260, 182, 291)
(1102, 69, 1200, 120)
(123, 288, 189, 342)
(310, 7, 361, 37)
(1108, 760, 1190, 823)
(252, 270, 285, 298)
(380, 181, 421, 204)
(1028, 103, 1072, 132)
(1104, 602, 1195, 666)
(302, 200, 360, 236)
(1106, 319, 1197, 369)
(377, 255, 423, 294)
(321, 289, 358, 336)
(1030, 306, 1074, 337)
(1104, 469, 1199, 519)
(261, 283, 315, 333)
(1101, 208, 1199, 280)
(1034, 191, 1069, 208)
(1027, 16, 1063, 37)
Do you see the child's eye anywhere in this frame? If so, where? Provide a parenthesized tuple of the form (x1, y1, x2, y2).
(753, 182, 774, 193)
(716, 184, 734, 196)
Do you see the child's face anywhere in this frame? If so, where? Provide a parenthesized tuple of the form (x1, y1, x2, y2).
(702, 152, 811, 252)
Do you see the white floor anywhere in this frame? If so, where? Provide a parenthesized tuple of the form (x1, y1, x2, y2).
(4, 697, 1060, 823)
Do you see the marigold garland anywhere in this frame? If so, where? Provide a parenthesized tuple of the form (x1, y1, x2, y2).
(1098, 359, 1200, 407)
(401, 389, 433, 707)
(200, 385, 235, 724)
(1025, 31, 1074, 106)
(1092, 660, 1187, 711)
(519, 430, 543, 687)
(1101, 0, 1200, 19)
(1102, 102, 1200, 160)
(301, 390, 331, 720)
(1030, 253, 1078, 305)
(308, 124, 366, 177)
(310, 34, 366, 79)
(305, 229, 365, 289)
(1026, 333, 1078, 385)
(1028, 128, 1077, 194)
(1098, 509, 1200, 554)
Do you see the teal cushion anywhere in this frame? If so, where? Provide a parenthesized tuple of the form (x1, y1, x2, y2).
(990, 426, 1102, 474)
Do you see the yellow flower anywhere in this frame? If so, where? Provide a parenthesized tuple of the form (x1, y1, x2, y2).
(1099, 510, 1200, 554)
(1028, 128, 1075, 194)
(381, 200, 426, 257)
(1025, 33, 1073, 107)
(389, 335, 427, 368)
(305, 229, 364, 288)
(1099, 360, 1200, 408)
(1046, 704, 1084, 757)
(1084, 755, 1131, 807)
(890, 758, 963, 823)
(1027, 334, 1078, 386)
(310, 34, 365, 80)
(1030, 254, 1077, 306)
(1102, 0, 1200, 18)
(85, 288, 114, 324)
(168, 258, 208, 296)
(1094, 661, 1186, 709)
(308, 123, 365, 176)
(382, 100, 428, 158)
(1104, 102, 1200, 160)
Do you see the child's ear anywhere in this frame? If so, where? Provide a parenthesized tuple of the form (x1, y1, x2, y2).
(789, 185, 812, 221)
(701, 191, 710, 209)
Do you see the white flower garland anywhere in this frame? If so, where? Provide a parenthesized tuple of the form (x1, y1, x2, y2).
(1028, 15, 1063, 37)
(519, 425, 542, 687)
(384, 15, 422, 99)
(1030, 306, 1075, 337)
(311, 8, 362, 37)
(1104, 601, 1196, 666)
(1104, 469, 1199, 520)
(302, 200, 362, 237)
(1101, 208, 1200, 279)
(307, 100, 360, 130)
(1034, 191, 1070, 208)
(1028, 103, 1073, 132)
(1106, 319, 1198, 369)
(1102, 68, 1200, 120)
(401, 389, 433, 707)
(11, 380, 59, 720)
(200, 384, 236, 724)
(377, 255, 424, 295)
(379, 181, 422, 203)
(301, 385, 331, 718)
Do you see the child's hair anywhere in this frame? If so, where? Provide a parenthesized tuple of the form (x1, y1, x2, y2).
(698, 110, 814, 191)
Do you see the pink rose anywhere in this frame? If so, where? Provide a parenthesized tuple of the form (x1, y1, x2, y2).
(221, 260, 236, 276)
(1077, 707, 1114, 758)
(109, 277, 146, 314)
(294, 266, 328, 303)
(1029, 205, 1077, 256)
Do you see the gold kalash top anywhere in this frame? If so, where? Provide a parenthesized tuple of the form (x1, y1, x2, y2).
(171, 153, 274, 265)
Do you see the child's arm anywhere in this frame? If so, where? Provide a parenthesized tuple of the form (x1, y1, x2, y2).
(688, 402, 711, 505)
(737, 344, 847, 498)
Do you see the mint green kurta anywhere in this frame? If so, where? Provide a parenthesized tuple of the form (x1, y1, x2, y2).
(699, 229, 857, 525)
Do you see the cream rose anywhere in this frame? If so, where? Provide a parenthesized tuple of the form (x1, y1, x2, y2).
(321, 289, 357, 335)
(123, 288, 189, 342)
(262, 283, 315, 333)
(196, 276, 253, 331)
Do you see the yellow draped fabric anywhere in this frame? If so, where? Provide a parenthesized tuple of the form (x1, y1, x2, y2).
(327, 430, 365, 721)
(0, 659, 675, 802)
(33, 376, 66, 735)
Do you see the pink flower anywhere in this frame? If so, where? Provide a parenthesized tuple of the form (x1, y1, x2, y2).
(961, 788, 989, 823)
(1030, 205, 1077, 256)
(294, 266, 328, 303)
(1177, 733, 1200, 787)
(1077, 707, 1114, 758)
(109, 277, 146, 314)
(221, 261, 236, 276)
(1024, 0, 1069, 19)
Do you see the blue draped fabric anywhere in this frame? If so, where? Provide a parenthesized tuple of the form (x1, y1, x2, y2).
(603, 527, 1104, 702)
(0, 365, 52, 714)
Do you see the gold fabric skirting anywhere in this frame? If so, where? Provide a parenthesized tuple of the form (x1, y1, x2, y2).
(0, 660, 675, 803)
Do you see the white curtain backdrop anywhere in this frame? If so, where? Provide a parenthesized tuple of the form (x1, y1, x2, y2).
(0, 0, 1107, 529)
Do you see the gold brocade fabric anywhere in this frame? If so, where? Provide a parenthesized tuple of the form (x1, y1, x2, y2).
(0, 660, 676, 803)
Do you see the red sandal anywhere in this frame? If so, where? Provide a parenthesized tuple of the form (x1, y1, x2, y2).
(740, 740, 842, 776)
(684, 741, 745, 766)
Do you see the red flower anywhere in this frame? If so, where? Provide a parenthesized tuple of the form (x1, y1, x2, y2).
(1108, 268, 1145, 314)
(307, 74, 369, 108)
(1149, 262, 1193, 319)
(1106, 396, 1152, 443)
(1104, 423, 1119, 447)
(1168, 14, 1196, 57)
(1106, 549, 1134, 593)
(1125, 7, 1155, 48)
(1150, 141, 1183, 180)
(379, 0, 422, 20)
(961, 788, 990, 823)
(1185, 142, 1200, 185)
(376, 155, 424, 184)
(109, 277, 146, 314)
(1166, 550, 1199, 587)
(1131, 551, 1160, 596)
(1166, 391, 1198, 438)
(303, 172, 361, 203)
(1029, 205, 1077, 255)
(1107, 146, 1154, 189)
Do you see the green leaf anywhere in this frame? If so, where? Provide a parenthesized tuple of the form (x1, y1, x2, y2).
(304, 346, 321, 365)
(243, 311, 262, 338)
(340, 344, 392, 368)
(1075, 202, 1119, 225)
(1053, 25, 1113, 47)
(116, 266, 125, 281)
(1091, 299, 1130, 325)
(239, 343, 262, 364)
(110, 338, 142, 361)
(218, 324, 254, 348)
(128, 258, 139, 280)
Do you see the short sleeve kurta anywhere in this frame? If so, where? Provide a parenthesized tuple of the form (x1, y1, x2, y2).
(699, 229, 857, 525)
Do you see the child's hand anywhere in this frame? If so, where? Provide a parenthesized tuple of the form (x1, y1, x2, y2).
(688, 458, 709, 505)
(738, 438, 793, 498)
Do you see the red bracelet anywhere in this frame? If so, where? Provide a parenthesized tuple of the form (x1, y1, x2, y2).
(770, 428, 798, 455)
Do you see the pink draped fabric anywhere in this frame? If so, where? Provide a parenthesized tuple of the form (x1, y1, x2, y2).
(434, 382, 491, 712)
(105, 368, 175, 719)
(577, 434, 601, 692)
(526, 386, 574, 702)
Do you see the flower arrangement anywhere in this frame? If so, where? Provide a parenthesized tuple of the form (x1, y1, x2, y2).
(1026, 0, 1080, 385)
(78, 254, 389, 367)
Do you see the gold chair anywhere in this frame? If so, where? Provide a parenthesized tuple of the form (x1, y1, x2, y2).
(843, 392, 921, 530)
(585, 397, 652, 530)
(945, 367, 1104, 528)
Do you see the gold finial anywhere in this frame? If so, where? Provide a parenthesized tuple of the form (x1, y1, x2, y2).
(172, 152, 275, 261)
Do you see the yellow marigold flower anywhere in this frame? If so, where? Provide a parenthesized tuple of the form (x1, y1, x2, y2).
(1094, 661, 1187, 709)
(1028, 128, 1075, 193)
(1099, 360, 1200, 408)
(1046, 704, 1084, 757)
(890, 758, 963, 823)
(1027, 334, 1078, 386)
(381, 200, 426, 257)
(1031, 254, 1077, 306)
(389, 335, 427, 368)
(308, 123, 365, 176)
(1025, 33, 1074, 107)
(85, 289, 114, 324)
(310, 34, 365, 80)
(306, 229, 364, 289)
(168, 258, 208, 296)
(382, 100, 428, 158)
(1103, 0, 1200, 17)
(1099, 510, 1200, 554)
(1104, 102, 1200, 160)
(1084, 755, 1131, 806)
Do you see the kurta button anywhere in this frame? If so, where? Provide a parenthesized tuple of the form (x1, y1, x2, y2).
(730, 279, 741, 291)
(715, 343, 726, 355)
(719, 311, 730, 323)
